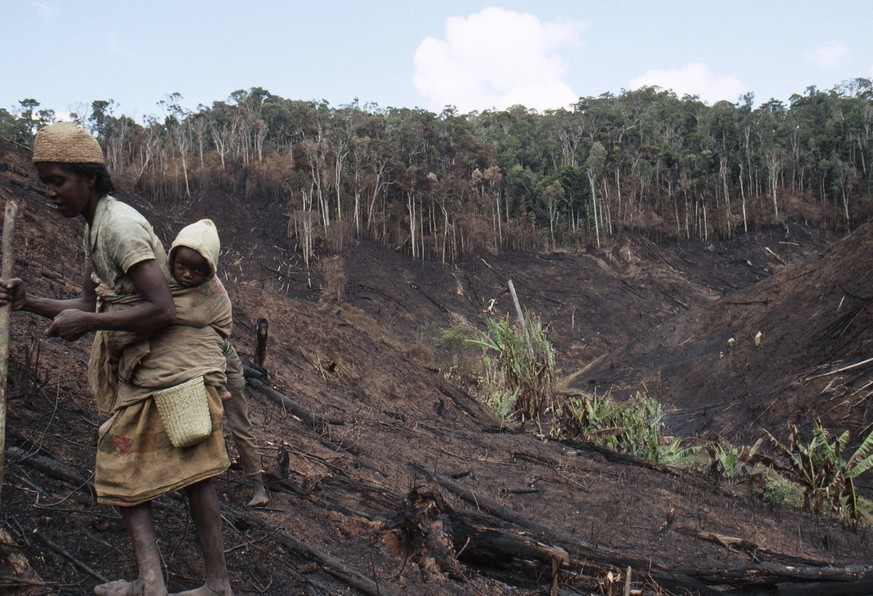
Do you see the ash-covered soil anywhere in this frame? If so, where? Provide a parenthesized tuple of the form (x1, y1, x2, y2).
(1, 137, 871, 594)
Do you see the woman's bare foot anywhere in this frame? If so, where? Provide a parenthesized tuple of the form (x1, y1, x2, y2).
(172, 581, 233, 595)
(95, 578, 165, 596)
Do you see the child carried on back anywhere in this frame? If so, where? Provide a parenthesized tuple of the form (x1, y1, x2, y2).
(168, 220, 271, 506)
(87, 219, 231, 422)
(126, 219, 232, 398)
(86, 219, 232, 508)
(167, 219, 233, 400)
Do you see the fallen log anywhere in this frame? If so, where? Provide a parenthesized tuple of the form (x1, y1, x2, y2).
(6, 446, 90, 488)
(411, 466, 873, 593)
(244, 373, 343, 431)
(404, 470, 679, 590)
(680, 562, 873, 591)
(678, 528, 844, 567)
(433, 379, 493, 424)
(453, 521, 569, 569)
(388, 484, 613, 593)
(775, 578, 873, 595)
(450, 517, 572, 595)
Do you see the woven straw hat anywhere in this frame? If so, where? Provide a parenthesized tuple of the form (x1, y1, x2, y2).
(32, 122, 105, 165)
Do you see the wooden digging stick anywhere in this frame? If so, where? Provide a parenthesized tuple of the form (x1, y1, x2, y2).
(0, 200, 19, 506)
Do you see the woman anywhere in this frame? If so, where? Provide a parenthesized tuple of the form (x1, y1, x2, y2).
(0, 122, 232, 596)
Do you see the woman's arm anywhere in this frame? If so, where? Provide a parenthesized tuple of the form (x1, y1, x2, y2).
(1, 268, 98, 320)
(47, 260, 176, 341)
(0, 269, 97, 319)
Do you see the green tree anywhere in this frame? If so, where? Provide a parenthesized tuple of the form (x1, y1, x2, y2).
(585, 141, 607, 246)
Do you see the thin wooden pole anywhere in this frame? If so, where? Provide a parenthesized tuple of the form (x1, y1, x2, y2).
(0, 200, 19, 506)
(507, 279, 534, 357)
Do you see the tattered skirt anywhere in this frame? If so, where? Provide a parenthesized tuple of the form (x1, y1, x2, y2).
(94, 382, 229, 506)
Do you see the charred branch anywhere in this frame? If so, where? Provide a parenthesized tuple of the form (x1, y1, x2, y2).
(243, 370, 343, 431)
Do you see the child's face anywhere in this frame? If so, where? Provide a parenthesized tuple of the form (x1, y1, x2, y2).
(172, 246, 210, 288)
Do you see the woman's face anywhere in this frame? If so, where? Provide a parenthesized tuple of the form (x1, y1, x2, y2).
(35, 162, 97, 219)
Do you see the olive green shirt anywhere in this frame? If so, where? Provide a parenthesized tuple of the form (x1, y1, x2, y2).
(83, 195, 170, 301)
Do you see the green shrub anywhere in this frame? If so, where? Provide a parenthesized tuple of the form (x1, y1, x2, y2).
(436, 324, 481, 381)
(857, 497, 873, 526)
(752, 468, 805, 509)
(483, 385, 520, 424)
(556, 390, 698, 466)
(555, 389, 621, 445)
(468, 311, 555, 427)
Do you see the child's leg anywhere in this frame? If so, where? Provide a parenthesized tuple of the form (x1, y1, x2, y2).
(222, 368, 269, 506)
(247, 473, 270, 508)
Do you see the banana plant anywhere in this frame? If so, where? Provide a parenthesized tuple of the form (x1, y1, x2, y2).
(707, 439, 763, 482)
(757, 420, 873, 521)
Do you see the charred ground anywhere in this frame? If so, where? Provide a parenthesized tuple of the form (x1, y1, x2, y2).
(0, 137, 872, 594)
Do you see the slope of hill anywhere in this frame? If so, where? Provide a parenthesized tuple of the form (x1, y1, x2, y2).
(568, 223, 873, 451)
(1, 137, 871, 594)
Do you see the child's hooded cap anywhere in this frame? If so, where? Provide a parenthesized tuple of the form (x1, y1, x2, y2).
(170, 219, 220, 279)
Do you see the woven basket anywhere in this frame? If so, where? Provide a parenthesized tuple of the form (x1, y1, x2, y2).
(152, 376, 212, 448)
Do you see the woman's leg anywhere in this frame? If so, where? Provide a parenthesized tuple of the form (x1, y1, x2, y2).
(94, 501, 167, 595)
(176, 479, 233, 595)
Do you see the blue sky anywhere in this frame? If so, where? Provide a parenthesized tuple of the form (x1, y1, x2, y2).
(2, 1, 871, 122)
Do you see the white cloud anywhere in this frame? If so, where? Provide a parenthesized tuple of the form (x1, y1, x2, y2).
(33, 1, 57, 18)
(629, 62, 748, 104)
(413, 7, 582, 113)
(806, 41, 849, 68)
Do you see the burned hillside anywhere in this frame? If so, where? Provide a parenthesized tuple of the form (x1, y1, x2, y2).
(1, 137, 872, 594)
(567, 224, 873, 452)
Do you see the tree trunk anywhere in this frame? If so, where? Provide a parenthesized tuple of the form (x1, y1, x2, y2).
(254, 318, 269, 370)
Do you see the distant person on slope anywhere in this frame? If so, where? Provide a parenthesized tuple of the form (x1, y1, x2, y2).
(168, 218, 271, 507)
(0, 122, 233, 596)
